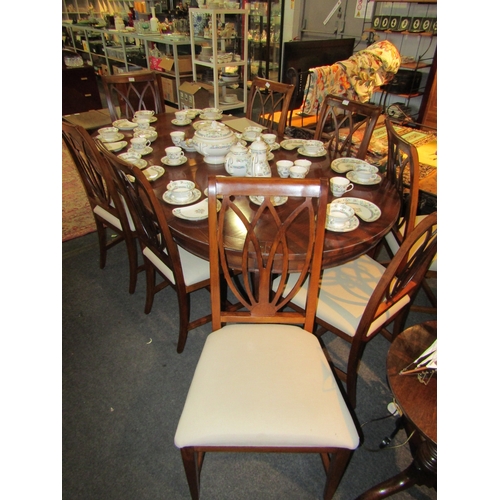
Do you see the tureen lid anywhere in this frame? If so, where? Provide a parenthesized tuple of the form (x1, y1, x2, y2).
(195, 121, 233, 140)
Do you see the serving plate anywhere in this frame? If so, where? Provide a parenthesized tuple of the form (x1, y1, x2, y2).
(143, 165, 165, 181)
(331, 197, 381, 222)
(280, 139, 306, 150)
(132, 116, 157, 123)
(331, 157, 373, 174)
(117, 153, 148, 169)
(297, 147, 327, 158)
(112, 119, 138, 130)
(104, 140, 127, 152)
(172, 198, 221, 221)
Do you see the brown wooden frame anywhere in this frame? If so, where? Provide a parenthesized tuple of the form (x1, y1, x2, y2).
(314, 94, 382, 160)
(97, 144, 213, 353)
(101, 70, 165, 122)
(247, 77, 295, 136)
(62, 121, 142, 294)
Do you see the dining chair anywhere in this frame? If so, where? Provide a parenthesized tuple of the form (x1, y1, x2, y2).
(276, 212, 437, 409)
(383, 117, 437, 313)
(62, 121, 143, 294)
(97, 144, 212, 353)
(175, 176, 359, 500)
(312, 94, 382, 160)
(246, 77, 295, 136)
(101, 70, 165, 122)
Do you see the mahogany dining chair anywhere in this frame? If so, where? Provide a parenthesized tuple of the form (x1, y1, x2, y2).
(383, 117, 437, 313)
(62, 121, 143, 294)
(247, 77, 295, 136)
(174, 176, 359, 500)
(101, 70, 165, 122)
(276, 212, 438, 408)
(313, 94, 382, 160)
(97, 145, 213, 353)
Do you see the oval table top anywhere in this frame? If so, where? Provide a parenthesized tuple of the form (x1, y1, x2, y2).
(96, 111, 400, 269)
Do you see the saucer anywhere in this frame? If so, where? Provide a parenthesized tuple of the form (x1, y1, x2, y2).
(160, 156, 188, 167)
(241, 134, 261, 142)
(143, 165, 165, 181)
(297, 147, 327, 157)
(112, 119, 138, 130)
(172, 198, 221, 221)
(117, 153, 148, 169)
(249, 195, 288, 207)
(97, 133, 125, 143)
(199, 113, 223, 121)
(280, 139, 306, 150)
(128, 146, 153, 156)
(267, 143, 280, 151)
(331, 198, 381, 222)
(133, 116, 157, 123)
(346, 171, 382, 185)
(172, 119, 192, 126)
(162, 188, 201, 205)
(180, 139, 198, 152)
(326, 216, 360, 232)
(104, 140, 127, 152)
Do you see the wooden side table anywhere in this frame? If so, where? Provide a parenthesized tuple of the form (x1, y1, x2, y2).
(356, 321, 437, 499)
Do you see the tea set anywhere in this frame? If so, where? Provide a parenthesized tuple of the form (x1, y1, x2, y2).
(101, 109, 384, 232)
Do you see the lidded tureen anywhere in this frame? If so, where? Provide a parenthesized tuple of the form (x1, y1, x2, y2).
(192, 121, 237, 164)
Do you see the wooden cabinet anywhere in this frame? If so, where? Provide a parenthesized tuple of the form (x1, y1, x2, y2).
(62, 64, 102, 115)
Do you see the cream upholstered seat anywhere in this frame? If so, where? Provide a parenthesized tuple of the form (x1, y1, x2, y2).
(175, 176, 359, 500)
(97, 145, 213, 353)
(275, 212, 438, 409)
(62, 121, 143, 294)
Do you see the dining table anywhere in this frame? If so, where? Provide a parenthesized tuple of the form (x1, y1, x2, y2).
(94, 110, 401, 270)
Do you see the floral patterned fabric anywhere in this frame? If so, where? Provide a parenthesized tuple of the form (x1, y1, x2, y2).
(301, 41, 401, 115)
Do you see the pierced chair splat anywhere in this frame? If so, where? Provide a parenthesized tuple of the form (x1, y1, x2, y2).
(175, 176, 359, 500)
(97, 144, 213, 353)
(62, 121, 142, 294)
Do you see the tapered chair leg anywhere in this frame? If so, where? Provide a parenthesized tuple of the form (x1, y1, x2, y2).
(180, 447, 202, 500)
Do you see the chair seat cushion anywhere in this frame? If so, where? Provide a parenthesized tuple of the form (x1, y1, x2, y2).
(143, 245, 210, 286)
(275, 255, 410, 338)
(385, 215, 437, 272)
(174, 324, 359, 450)
(93, 205, 122, 231)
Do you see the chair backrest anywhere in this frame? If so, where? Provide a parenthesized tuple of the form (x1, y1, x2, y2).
(101, 70, 165, 122)
(62, 121, 124, 222)
(97, 143, 186, 285)
(207, 176, 329, 332)
(359, 211, 437, 342)
(314, 94, 382, 160)
(385, 116, 421, 245)
(246, 77, 295, 136)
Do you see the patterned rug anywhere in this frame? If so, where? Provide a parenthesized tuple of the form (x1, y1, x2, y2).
(62, 140, 96, 242)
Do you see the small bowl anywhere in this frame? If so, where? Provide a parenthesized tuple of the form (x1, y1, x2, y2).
(353, 163, 379, 181)
(98, 126, 119, 139)
(293, 159, 311, 173)
(303, 140, 324, 153)
(276, 160, 293, 178)
(134, 110, 155, 119)
(167, 180, 195, 201)
(289, 165, 307, 179)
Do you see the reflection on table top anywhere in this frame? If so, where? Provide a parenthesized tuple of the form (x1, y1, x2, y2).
(95, 111, 401, 269)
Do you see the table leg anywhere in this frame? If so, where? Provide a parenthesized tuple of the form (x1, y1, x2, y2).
(354, 441, 436, 500)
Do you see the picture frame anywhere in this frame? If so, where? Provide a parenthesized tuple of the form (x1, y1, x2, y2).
(409, 17, 424, 33)
(421, 18, 433, 33)
(399, 17, 411, 32)
(380, 16, 390, 30)
(372, 16, 383, 30)
(389, 16, 400, 31)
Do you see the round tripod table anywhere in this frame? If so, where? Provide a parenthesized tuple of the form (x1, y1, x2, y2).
(356, 321, 437, 499)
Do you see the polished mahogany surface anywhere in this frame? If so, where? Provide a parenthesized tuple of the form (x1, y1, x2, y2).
(95, 112, 400, 268)
(387, 321, 437, 444)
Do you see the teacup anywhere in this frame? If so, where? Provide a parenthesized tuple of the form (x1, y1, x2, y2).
(98, 127, 119, 141)
(167, 180, 195, 202)
(289, 165, 307, 179)
(276, 160, 294, 178)
(136, 119, 150, 130)
(243, 126, 262, 141)
(327, 203, 355, 229)
(353, 164, 379, 182)
(261, 133, 277, 148)
(175, 110, 189, 123)
(303, 140, 324, 154)
(165, 146, 185, 164)
(294, 159, 311, 173)
(330, 177, 354, 197)
(170, 131, 185, 146)
(134, 110, 155, 121)
(202, 108, 221, 119)
(130, 137, 151, 152)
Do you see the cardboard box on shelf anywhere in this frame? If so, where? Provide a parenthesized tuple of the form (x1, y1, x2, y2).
(159, 55, 192, 74)
(100, 64, 110, 76)
(112, 64, 144, 75)
(160, 74, 195, 104)
(179, 82, 214, 109)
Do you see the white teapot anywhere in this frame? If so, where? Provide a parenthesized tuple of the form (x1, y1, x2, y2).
(247, 137, 271, 177)
(224, 143, 251, 176)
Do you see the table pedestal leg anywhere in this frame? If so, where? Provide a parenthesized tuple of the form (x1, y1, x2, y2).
(355, 441, 436, 500)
